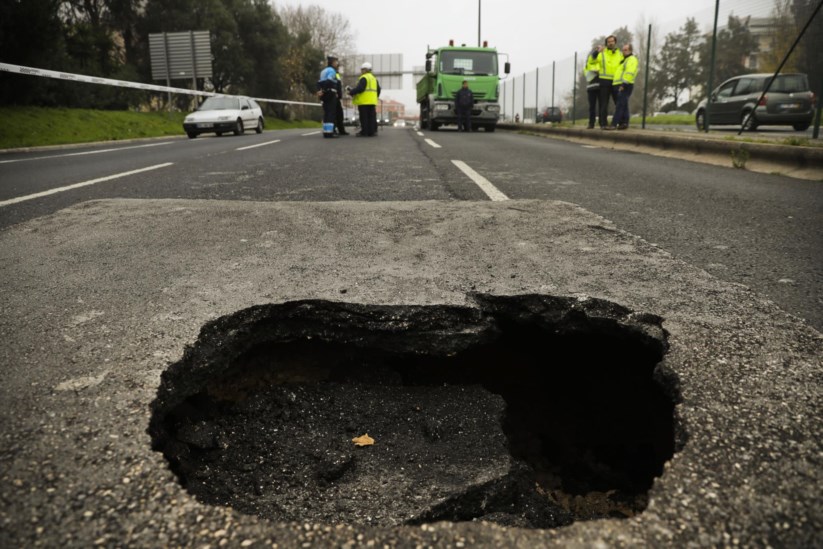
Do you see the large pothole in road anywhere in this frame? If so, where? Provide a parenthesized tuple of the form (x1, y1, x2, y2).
(149, 294, 680, 529)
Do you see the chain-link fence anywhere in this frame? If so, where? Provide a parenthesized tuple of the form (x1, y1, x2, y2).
(501, 0, 822, 136)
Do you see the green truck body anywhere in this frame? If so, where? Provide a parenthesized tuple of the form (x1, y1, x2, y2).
(417, 44, 509, 132)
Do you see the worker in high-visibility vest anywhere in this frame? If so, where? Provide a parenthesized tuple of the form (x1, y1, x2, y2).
(611, 43, 639, 130)
(596, 35, 624, 129)
(584, 45, 603, 129)
(348, 62, 381, 137)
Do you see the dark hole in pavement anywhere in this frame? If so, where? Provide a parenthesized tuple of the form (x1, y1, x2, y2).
(149, 295, 680, 529)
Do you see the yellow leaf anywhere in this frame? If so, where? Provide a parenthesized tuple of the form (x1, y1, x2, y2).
(352, 433, 375, 447)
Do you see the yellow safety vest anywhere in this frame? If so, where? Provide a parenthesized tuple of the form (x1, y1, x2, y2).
(597, 47, 624, 81)
(584, 53, 600, 81)
(615, 55, 638, 86)
(352, 72, 378, 106)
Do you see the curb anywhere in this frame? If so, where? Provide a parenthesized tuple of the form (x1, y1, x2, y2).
(497, 123, 823, 172)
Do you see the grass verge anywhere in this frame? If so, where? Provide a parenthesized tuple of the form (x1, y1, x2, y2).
(0, 107, 320, 149)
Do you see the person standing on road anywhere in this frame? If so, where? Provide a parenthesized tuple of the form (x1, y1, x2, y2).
(455, 80, 474, 132)
(596, 35, 623, 129)
(334, 72, 350, 136)
(317, 55, 340, 139)
(611, 44, 638, 130)
(584, 45, 603, 129)
(348, 62, 380, 137)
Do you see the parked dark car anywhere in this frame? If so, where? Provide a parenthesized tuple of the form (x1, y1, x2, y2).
(695, 73, 816, 131)
(538, 107, 562, 123)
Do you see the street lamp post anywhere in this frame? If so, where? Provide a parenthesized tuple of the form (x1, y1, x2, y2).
(478, 1, 481, 47)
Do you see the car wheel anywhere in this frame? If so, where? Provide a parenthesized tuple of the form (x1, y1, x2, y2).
(486, 125, 496, 132)
(234, 119, 244, 136)
(216, 132, 223, 137)
(793, 122, 810, 131)
(256, 117, 264, 134)
(741, 111, 758, 131)
(186, 132, 198, 139)
(695, 110, 706, 131)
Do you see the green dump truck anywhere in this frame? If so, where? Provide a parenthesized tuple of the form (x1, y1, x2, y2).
(417, 41, 510, 132)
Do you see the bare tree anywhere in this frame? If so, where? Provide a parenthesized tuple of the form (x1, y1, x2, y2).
(276, 4, 356, 57)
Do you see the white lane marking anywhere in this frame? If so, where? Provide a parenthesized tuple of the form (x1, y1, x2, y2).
(0, 141, 174, 165)
(451, 160, 509, 202)
(416, 131, 425, 137)
(301, 131, 321, 136)
(236, 139, 281, 151)
(582, 145, 599, 149)
(0, 162, 174, 208)
(424, 139, 441, 149)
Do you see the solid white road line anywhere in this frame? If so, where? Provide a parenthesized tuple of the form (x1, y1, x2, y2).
(301, 131, 321, 136)
(424, 139, 441, 149)
(0, 162, 174, 208)
(451, 160, 509, 202)
(236, 139, 281, 151)
(0, 141, 174, 164)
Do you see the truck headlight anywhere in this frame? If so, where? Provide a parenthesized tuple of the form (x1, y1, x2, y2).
(434, 103, 451, 111)
(486, 105, 500, 113)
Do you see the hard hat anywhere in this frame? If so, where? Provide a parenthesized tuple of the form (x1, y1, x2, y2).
(327, 55, 338, 64)
(361, 62, 372, 70)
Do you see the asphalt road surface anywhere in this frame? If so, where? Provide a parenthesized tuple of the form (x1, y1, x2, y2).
(1, 126, 820, 330)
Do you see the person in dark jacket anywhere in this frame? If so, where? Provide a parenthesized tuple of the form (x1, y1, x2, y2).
(455, 80, 474, 132)
(316, 55, 339, 138)
(334, 72, 349, 135)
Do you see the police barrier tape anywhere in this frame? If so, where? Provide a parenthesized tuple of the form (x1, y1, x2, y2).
(0, 62, 321, 107)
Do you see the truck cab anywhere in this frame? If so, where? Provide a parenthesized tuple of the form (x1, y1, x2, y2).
(417, 42, 510, 132)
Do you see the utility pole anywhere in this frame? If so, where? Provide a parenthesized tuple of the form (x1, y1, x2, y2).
(477, 1, 481, 47)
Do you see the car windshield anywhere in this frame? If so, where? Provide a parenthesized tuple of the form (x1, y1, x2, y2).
(766, 74, 808, 93)
(439, 51, 497, 76)
(199, 97, 241, 110)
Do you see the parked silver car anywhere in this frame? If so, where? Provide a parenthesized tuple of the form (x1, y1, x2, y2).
(695, 73, 815, 131)
(183, 96, 264, 138)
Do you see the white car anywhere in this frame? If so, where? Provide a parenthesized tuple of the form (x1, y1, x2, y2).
(183, 96, 264, 138)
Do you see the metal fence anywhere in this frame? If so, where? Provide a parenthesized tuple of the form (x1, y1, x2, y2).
(500, 0, 822, 136)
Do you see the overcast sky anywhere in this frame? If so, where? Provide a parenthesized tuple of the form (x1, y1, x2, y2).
(277, 0, 762, 111)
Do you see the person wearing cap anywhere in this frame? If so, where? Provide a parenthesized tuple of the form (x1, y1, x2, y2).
(317, 55, 340, 138)
(348, 62, 380, 137)
(455, 80, 474, 132)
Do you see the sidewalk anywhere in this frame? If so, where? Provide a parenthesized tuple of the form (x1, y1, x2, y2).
(501, 122, 823, 180)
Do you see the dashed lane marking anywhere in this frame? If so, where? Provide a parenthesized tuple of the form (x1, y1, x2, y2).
(236, 139, 281, 151)
(0, 162, 174, 207)
(0, 141, 174, 164)
(425, 139, 442, 149)
(451, 160, 509, 202)
(301, 131, 321, 136)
